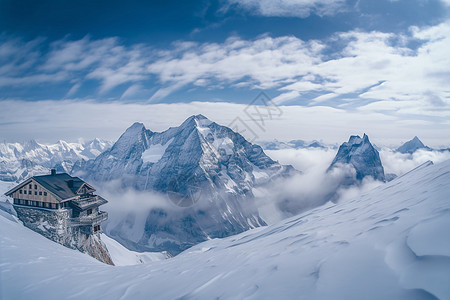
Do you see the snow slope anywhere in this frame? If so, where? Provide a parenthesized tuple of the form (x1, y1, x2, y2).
(101, 234, 169, 266)
(1, 159, 450, 299)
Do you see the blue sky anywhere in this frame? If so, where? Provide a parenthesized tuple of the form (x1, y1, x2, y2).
(0, 0, 449, 145)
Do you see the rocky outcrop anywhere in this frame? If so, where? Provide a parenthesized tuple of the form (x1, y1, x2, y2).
(14, 206, 113, 265)
(328, 134, 385, 183)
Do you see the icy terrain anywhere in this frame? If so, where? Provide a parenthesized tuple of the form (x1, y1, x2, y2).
(1, 159, 449, 299)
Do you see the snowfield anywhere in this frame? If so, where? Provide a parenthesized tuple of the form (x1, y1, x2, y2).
(1, 160, 450, 299)
(101, 234, 169, 266)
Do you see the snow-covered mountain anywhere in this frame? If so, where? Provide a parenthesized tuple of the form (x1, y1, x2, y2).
(396, 136, 431, 154)
(1, 158, 449, 299)
(0, 139, 112, 182)
(74, 114, 295, 254)
(328, 134, 385, 182)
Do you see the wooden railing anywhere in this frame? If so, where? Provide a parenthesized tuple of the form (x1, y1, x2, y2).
(68, 211, 108, 226)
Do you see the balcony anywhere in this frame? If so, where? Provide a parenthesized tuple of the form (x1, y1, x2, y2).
(68, 211, 108, 226)
(70, 195, 108, 210)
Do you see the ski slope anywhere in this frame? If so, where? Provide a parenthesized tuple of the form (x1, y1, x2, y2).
(1, 160, 449, 299)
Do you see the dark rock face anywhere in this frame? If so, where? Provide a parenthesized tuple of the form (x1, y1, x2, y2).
(14, 206, 113, 265)
(396, 136, 431, 154)
(74, 115, 294, 255)
(328, 134, 385, 183)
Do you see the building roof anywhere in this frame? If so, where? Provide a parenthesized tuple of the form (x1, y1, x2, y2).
(5, 172, 96, 202)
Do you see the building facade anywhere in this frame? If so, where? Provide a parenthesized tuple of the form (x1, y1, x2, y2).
(4, 170, 113, 264)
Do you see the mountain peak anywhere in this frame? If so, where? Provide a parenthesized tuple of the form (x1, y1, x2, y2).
(128, 122, 145, 130)
(396, 136, 429, 154)
(329, 133, 385, 182)
(193, 114, 207, 120)
(179, 114, 212, 130)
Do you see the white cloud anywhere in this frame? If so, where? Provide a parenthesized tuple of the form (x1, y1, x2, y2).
(1, 20, 450, 132)
(145, 21, 450, 120)
(380, 148, 450, 176)
(0, 99, 449, 147)
(147, 35, 321, 95)
(223, 0, 348, 18)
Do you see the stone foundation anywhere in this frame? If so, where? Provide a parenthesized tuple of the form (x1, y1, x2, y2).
(14, 206, 114, 265)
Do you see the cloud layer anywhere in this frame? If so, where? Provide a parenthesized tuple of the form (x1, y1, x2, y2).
(1, 20, 450, 109)
(1, 99, 449, 147)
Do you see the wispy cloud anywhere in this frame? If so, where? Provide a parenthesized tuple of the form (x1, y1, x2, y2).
(1, 20, 449, 123)
(222, 0, 348, 18)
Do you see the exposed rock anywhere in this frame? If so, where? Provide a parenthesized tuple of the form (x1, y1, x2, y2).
(14, 206, 113, 265)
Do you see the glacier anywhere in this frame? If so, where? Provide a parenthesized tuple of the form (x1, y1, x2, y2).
(1, 158, 449, 299)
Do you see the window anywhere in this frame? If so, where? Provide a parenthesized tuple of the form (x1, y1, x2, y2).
(35, 191, 37, 195)
(39, 191, 42, 196)
(34, 184, 37, 189)
(24, 190, 27, 195)
(94, 225, 101, 232)
(29, 184, 32, 189)
(44, 192, 47, 196)
(19, 190, 22, 194)
(87, 209, 92, 215)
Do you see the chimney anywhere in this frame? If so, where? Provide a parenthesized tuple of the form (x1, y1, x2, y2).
(68, 180, 74, 188)
(51, 169, 56, 176)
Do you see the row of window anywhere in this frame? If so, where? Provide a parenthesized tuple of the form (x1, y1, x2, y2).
(19, 190, 47, 196)
(14, 199, 59, 209)
(93, 225, 101, 232)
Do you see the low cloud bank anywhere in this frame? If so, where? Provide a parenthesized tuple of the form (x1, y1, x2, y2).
(92, 147, 450, 227)
(380, 148, 450, 176)
(257, 147, 450, 224)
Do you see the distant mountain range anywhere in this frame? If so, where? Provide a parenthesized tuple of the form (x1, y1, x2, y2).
(0, 139, 112, 182)
(2, 120, 448, 255)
